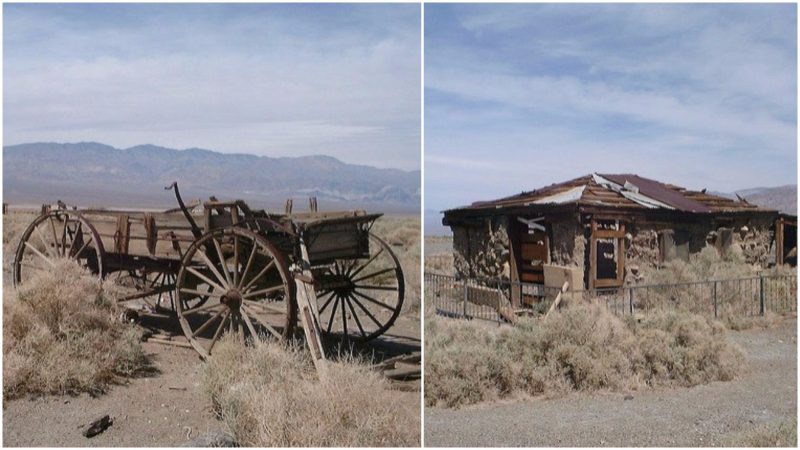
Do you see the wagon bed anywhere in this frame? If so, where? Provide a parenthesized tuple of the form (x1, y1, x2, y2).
(13, 185, 404, 365)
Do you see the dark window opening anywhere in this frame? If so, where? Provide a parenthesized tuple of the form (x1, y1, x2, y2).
(590, 219, 626, 288)
(596, 238, 618, 279)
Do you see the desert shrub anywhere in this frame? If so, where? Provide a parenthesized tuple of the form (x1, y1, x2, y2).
(643, 245, 753, 285)
(723, 311, 784, 331)
(425, 303, 744, 408)
(204, 338, 420, 447)
(727, 420, 797, 447)
(3, 260, 148, 399)
(628, 312, 742, 385)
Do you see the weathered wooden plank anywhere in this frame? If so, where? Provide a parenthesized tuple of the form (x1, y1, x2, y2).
(521, 243, 548, 261)
(543, 281, 570, 320)
(520, 272, 544, 283)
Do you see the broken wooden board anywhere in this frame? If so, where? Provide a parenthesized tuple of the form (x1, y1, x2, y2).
(543, 281, 570, 320)
(295, 240, 328, 379)
(543, 264, 582, 291)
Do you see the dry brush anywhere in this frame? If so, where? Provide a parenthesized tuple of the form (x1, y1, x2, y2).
(425, 303, 744, 408)
(3, 260, 149, 399)
(203, 338, 420, 447)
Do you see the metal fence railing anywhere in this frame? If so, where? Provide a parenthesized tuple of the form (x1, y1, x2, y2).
(425, 272, 797, 324)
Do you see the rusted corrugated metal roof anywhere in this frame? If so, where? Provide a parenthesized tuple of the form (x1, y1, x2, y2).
(451, 173, 770, 214)
(598, 174, 712, 213)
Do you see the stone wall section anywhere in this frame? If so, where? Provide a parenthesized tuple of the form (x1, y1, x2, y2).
(452, 216, 511, 280)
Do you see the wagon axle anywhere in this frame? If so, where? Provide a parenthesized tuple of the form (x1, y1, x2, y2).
(220, 289, 243, 310)
(319, 274, 356, 294)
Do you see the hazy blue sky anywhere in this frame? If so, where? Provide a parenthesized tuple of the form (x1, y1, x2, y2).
(4, 3, 421, 170)
(426, 3, 797, 214)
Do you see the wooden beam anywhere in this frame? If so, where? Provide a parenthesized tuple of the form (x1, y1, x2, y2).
(507, 217, 522, 308)
(776, 217, 785, 265)
(295, 239, 328, 379)
(544, 281, 569, 320)
(589, 218, 597, 289)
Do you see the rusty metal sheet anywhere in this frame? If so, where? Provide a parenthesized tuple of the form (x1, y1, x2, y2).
(598, 173, 712, 213)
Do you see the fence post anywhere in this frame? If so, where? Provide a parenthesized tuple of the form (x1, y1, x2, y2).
(713, 281, 718, 319)
(463, 279, 468, 319)
(496, 280, 502, 327)
(759, 276, 765, 316)
(629, 287, 634, 315)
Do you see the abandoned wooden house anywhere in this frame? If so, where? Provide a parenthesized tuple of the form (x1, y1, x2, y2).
(442, 173, 797, 293)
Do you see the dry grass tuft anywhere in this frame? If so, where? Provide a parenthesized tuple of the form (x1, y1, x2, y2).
(425, 303, 744, 408)
(727, 420, 797, 447)
(3, 260, 149, 399)
(204, 337, 420, 447)
(643, 245, 754, 285)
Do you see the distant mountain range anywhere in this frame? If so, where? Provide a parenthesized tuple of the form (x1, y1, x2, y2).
(3, 142, 420, 213)
(711, 185, 797, 216)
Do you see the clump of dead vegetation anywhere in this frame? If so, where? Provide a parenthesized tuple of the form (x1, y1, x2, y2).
(203, 338, 420, 447)
(643, 245, 755, 285)
(425, 303, 744, 408)
(3, 260, 149, 399)
(727, 420, 797, 447)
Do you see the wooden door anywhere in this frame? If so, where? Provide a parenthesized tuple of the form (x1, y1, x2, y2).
(590, 219, 625, 289)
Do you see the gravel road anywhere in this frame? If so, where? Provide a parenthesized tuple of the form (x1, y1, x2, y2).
(425, 317, 797, 447)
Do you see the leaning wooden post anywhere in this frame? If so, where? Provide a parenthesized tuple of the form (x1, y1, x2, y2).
(294, 230, 328, 378)
(544, 281, 569, 320)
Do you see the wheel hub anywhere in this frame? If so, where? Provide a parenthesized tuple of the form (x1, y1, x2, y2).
(320, 273, 355, 296)
(221, 289, 243, 310)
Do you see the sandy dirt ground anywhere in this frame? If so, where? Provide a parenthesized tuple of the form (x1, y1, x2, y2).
(3, 340, 219, 447)
(3, 314, 420, 447)
(425, 317, 797, 447)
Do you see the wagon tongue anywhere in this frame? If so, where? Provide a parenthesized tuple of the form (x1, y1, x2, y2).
(221, 289, 243, 309)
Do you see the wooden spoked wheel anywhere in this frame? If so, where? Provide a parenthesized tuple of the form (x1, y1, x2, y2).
(109, 270, 209, 313)
(175, 227, 296, 358)
(314, 233, 404, 342)
(13, 211, 104, 287)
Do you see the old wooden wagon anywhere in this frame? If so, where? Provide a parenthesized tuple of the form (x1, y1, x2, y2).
(13, 183, 404, 360)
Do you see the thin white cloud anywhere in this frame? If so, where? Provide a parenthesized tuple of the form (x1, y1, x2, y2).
(4, 4, 421, 170)
(425, 4, 796, 210)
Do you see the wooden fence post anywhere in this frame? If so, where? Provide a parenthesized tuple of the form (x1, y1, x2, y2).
(462, 279, 468, 318)
(713, 281, 718, 319)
